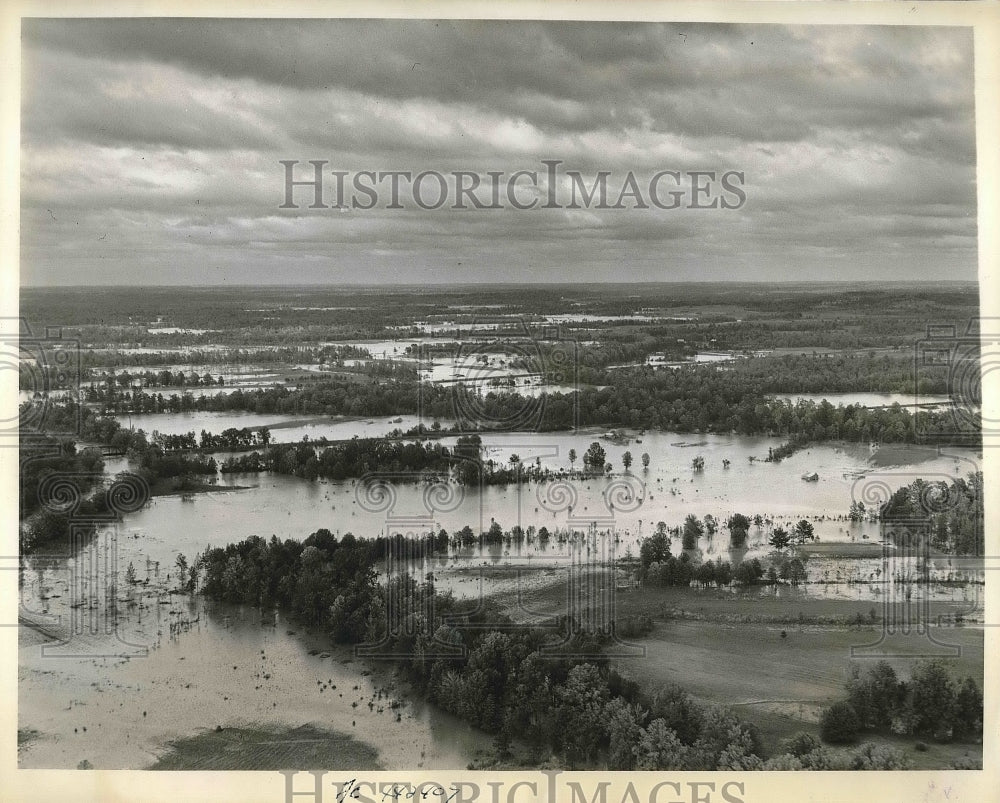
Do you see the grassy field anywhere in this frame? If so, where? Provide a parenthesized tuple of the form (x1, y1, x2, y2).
(610, 617, 982, 754)
(148, 724, 383, 770)
(493, 578, 983, 765)
(500, 578, 978, 626)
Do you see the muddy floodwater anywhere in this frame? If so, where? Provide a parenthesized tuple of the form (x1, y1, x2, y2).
(18, 424, 983, 769)
(19, 594, 491, 770)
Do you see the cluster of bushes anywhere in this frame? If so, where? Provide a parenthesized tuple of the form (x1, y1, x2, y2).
(761, 733, 914, 770)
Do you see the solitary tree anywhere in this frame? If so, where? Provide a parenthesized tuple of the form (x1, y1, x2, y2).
(640, 530, 671, 570)
(584, 442, 606, 473)
(727, 514, 751, 549)
(175, 554, 189, 588)
(846, 661, 901, 732)
(794, 519, 815, 544)
(953, 677, 984, 739)
(692, 455, 705, 472)
(907, 660, 957, 738)
(635, 719, 689, 770)
(622, 451, 633, 472)
(682, 514, 704, 550)
(769, 527, 791, 551)
(568, 448, 577, 471)
(820, 702, 860, 744)
(641, 452, 650, 471)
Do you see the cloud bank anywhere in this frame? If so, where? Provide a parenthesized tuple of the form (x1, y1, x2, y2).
(20, 19, 978, 285)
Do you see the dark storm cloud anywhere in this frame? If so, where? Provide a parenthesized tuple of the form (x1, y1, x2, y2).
(19, 18, 978, 285)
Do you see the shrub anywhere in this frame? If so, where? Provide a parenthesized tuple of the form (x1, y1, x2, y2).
(616, 614, 654, 638)
(782, 731, 821, 757)
(762, 753, 804, 770)
(849, 741, 911, 770)
(800, 746, 850, 770)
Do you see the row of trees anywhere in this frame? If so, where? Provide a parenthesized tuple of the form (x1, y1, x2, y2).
(94, 369, 225, 389)
(638, 512, 815, 557)
(634, 514, 815, 588)
(639, 551, 805, 589)
(219, 434, 644, 489)
(221, 438, 454, 482)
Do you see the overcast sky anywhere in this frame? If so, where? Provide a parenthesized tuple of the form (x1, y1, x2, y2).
(20, 19, 978, 286)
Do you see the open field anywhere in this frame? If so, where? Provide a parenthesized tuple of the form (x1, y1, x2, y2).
(612, 617, 983, 758)
(499, 578, 980, 625)
(490, 575, 983, 762)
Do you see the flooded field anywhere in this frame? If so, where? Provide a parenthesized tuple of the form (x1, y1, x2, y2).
(773, 392, 953, 408)
(115, 412, 434, 442)
(18, 595, 491, 770)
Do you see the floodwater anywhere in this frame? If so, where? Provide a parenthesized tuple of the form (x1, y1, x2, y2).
(122, 411, 313, 437)
(18, 423, 983, 769)
(609, 351, 767, 369)
(71, 427, 986, 577)
(84, 423, 983, 552)
(18, 591, 491, 770)
(772, 392, 953, 408)
(115, 411, 436, 442)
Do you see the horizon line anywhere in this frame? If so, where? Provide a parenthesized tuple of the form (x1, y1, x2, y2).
(19, 279, 980, 290)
